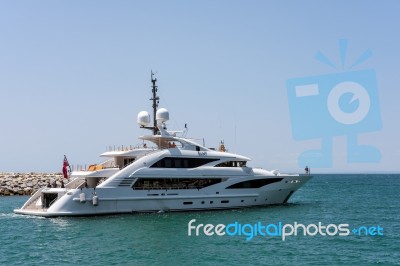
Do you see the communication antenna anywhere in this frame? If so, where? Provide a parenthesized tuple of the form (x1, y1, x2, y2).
(150, 71, 159, 135)
(139, 71, 160, 135)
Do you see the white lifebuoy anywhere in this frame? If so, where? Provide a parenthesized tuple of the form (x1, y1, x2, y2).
(79, 192, 86, 203)
(92, 195, 98, 206)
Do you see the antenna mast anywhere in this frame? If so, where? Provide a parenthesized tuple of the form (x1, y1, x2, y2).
(150, 71, 159, 135)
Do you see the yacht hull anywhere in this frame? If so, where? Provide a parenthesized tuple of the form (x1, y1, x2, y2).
(14, 175, 312, 217)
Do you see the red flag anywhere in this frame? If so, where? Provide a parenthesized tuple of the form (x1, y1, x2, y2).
(62, 155, 70, 179)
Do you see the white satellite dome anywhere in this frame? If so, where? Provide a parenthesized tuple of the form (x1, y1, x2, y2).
(156, 108, 169, 122)
(137, 111, 151, 126)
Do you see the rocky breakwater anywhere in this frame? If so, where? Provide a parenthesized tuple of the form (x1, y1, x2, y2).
(0, 173, 64, 196)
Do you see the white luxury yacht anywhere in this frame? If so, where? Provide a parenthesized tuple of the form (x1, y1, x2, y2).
(14, 73, 312, 217)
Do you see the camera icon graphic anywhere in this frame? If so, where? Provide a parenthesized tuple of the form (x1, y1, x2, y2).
(287, 43, 382, 168)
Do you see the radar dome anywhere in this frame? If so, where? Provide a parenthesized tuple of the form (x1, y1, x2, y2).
(156, 108, 169, 122)
(137, 111, 150, 126)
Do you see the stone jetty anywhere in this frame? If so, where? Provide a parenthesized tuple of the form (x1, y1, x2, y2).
(0, 173, 65, 196)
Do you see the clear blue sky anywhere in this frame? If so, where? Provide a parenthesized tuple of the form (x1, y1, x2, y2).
(1, 1, 399, 173)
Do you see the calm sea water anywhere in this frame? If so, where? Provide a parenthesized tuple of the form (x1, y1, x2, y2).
(1, 174, 399, 265)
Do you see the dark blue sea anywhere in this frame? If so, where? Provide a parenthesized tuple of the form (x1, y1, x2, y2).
(1, 174, 399, 265)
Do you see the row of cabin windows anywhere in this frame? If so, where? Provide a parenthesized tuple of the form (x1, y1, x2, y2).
(131, 177, 283, 190)
(150, 157, 219, 168)
(132, 178, 223, 190)
(215, 161, 247, 167)
(184, 200, 230, 205)
(226, 178, 283, 189)
(150, 157, 247, 169)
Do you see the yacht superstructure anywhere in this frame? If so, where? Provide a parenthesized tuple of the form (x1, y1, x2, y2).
(14, 73, 312, 217)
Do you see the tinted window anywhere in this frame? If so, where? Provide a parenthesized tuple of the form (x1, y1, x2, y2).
(226, 178, 283, 189)
(215, 161, 247, 167)
(150, 157, 219, 168)
(132, 178, 222, 190)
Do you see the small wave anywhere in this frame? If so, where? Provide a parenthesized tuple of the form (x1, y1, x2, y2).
(0, 212, 46, 220)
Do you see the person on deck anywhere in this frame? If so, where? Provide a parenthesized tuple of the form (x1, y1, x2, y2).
(305, 166, 310, 175)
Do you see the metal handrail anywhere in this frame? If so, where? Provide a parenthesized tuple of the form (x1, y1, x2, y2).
(48, 197, 58, 208)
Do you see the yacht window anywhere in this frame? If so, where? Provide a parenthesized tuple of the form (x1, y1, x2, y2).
(226, 178, 283, 189)
(132, 178, 222, 190)
(175, 159, 182, 168)
(215, 161, 246, 167)
(150, 157, 219, 168)
(164, 158, 172, 168)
